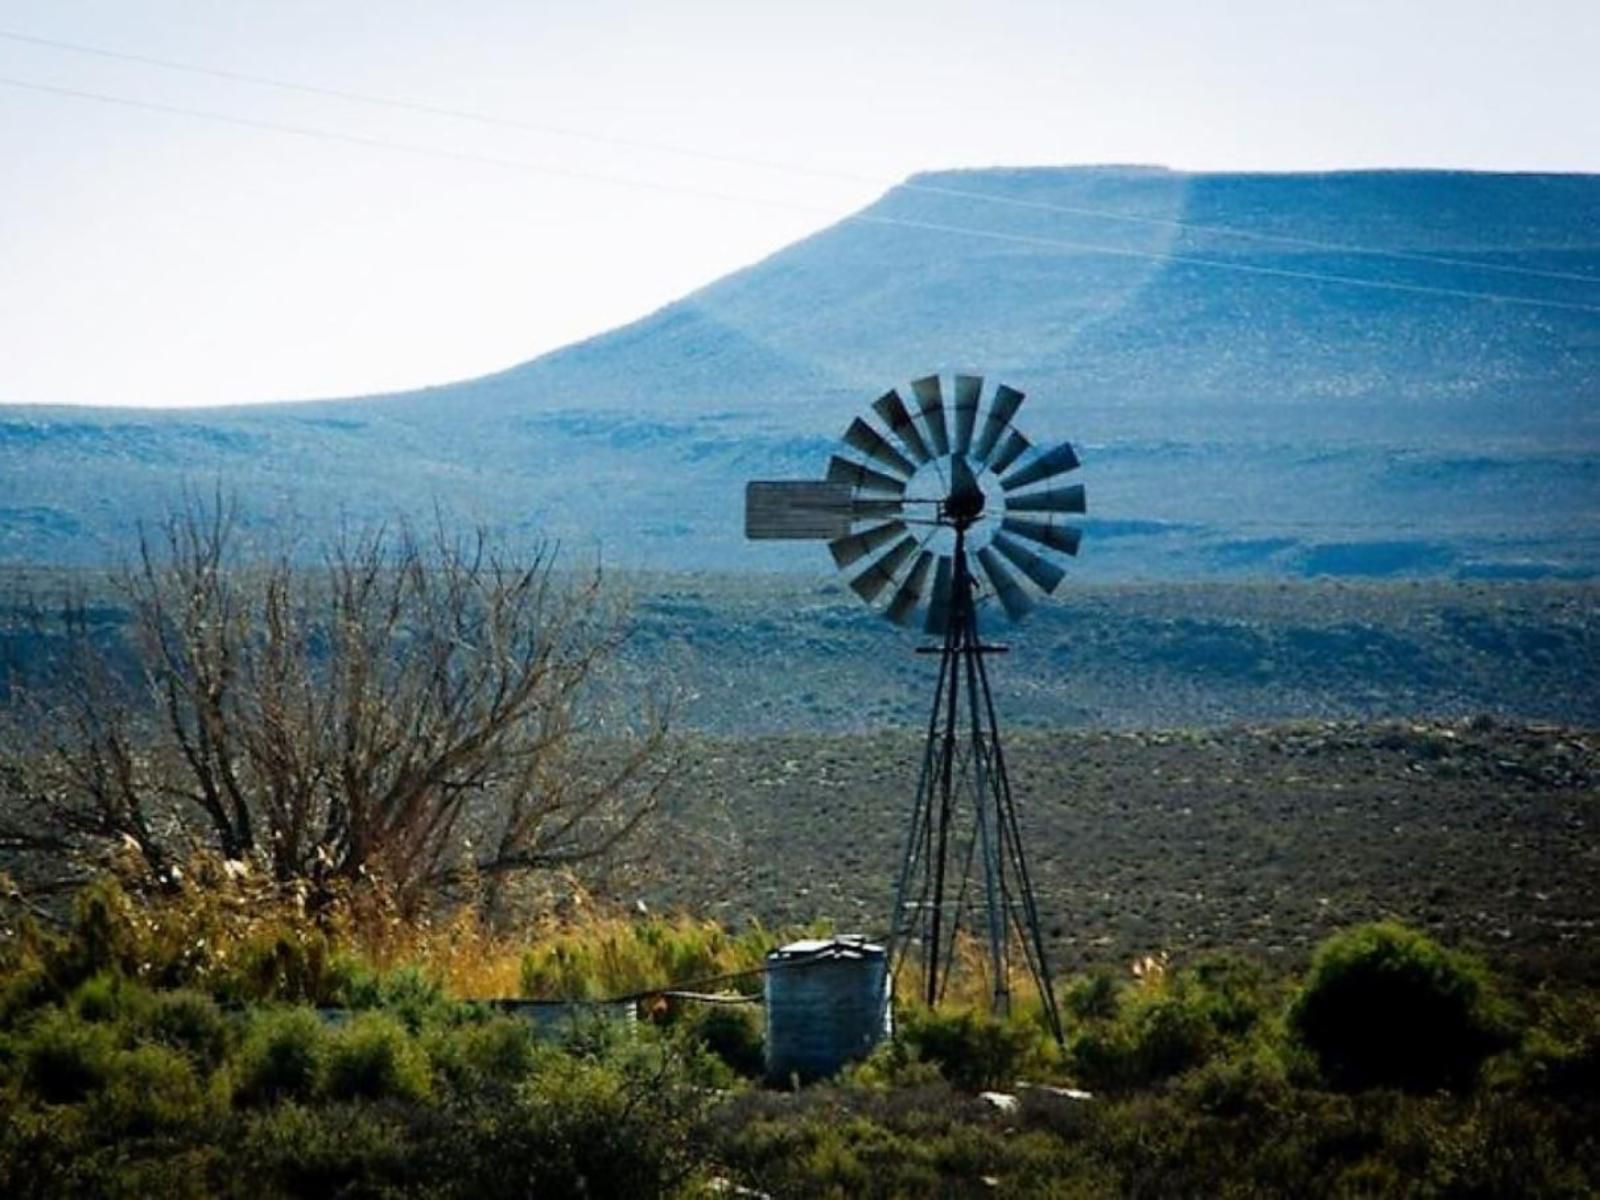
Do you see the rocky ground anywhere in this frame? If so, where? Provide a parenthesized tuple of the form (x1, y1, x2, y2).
(622, 717, 1600, 982)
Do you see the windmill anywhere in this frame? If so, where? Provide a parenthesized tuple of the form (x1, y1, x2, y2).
(745, 372, 1084, 1043)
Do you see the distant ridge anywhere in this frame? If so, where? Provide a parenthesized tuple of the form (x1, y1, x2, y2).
(2, 166, 1596, 577)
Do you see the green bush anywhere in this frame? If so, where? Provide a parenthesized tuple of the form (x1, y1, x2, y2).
(0, 965, 60, 1030)
(1071, 989, 1218, 1091)
(896, 1006, 1042, 1092)
(20, 1009, 117, 1104)
(225, 931, 342, 1006)
(234, 1008, 327, 1105)
(61, 879, 142, 984)
(428, 1015, 544, 1091)
(1185, 953, 1274, 1037)
(324, 1013, 432, 1103)
(145, 989, 233, 1074)
(446, 1044, 714, 1199)
(94, 1043, 214, 1136)
(1289, 921, 1511, 1092)
(682, 1003, 765, 1079)
(230, 1100, 418, 1198)
(71, 971, 138, 1024)
(1176, 1045, 1292, 1117)
(1064, 969, 1121, 1022)
(1069, 954, 1279, 1092)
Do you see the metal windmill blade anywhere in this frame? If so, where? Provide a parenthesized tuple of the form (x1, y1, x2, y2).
(987, 429, 1032, 476)
(885, 550, 935, 627)
(830, 519, 907, 569)
(990, 530, 1067, 594)
(952, 375, 982, 456)
(1000, 516, 1083, 557)
(975, 546, 1034, 622)
(872, 389, 934, 465)
(1001, 442, 1080, 492)
(1006, 483, 1086, 514)
(972, 384, 1024, 464)
(844, 418, 916, 478)
(910, 375, 950, 456)
(923, 555, 955, 635)
(848, 534, 919, 604)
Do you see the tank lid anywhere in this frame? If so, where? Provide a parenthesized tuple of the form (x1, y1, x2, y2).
(768, 934, 885, 962)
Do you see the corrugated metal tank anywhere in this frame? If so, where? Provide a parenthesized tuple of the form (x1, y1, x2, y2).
(764, 935, 890, 1083)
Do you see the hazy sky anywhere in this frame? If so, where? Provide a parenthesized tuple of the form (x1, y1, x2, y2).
(2, 1, 1596, 408)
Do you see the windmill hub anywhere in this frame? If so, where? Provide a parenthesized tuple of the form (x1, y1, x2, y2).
(943, 454, 987, 525)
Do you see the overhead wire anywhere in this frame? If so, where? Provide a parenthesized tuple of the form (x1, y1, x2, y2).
(2, 73, 1599, 316)
(5, 25, 1598, 288)
(851, 214, 1600, 314)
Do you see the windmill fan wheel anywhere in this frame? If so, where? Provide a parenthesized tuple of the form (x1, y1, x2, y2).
(824, 373, 1086, 631)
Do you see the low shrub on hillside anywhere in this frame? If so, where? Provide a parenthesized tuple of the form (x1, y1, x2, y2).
(144, 988, 234, 1073)
(234, 1008, 327, 1106)
(1069, 951, 1280, 1092)
(19, 1007, 117, 1104)
(680, 1002, 765, 1079)
(93, 1042, 216, 1137)
(1289, 921, 1511, 1092)
(325, 1013, 433, 1103)
(426, 1015, 544, 1091)
(888, 1005, 1053, 1092)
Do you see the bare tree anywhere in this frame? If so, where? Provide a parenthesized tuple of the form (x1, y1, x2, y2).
(0, 500, 665, 917)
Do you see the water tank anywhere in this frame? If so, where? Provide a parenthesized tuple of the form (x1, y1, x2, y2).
(764, 935, 890, 1083)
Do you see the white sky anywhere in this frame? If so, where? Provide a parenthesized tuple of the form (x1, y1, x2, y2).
(1, 0, 1596, 408)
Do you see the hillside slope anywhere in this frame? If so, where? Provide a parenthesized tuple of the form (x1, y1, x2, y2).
(3, 167, 1597, 576)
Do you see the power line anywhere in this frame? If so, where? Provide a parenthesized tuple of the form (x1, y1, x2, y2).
(853, 215, 1600, 314)
(3, 73, 1599, 317)
(0, 75, 829, 217)
(5, 25, 1597, 288)
(902, 181, 1600, 287)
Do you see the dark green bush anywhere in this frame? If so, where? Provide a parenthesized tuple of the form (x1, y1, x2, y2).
(20, 1009, 117, 1103)
(683, 1002, 765, 1079)
(324, 1012, 432, 1103)
(896, 1006, 1041, 1092)
(234, 1008, 327, 1105)
(428, 1015, 544, 1091)
(1070, 954, 1280, 1092)
(1176, 1045, 1292, 1117)
(1185, 952, 1274, 1037)
(226, 932, 342, 1006)
(230, 1100, 419, 1198)
(440, 1040, 716, 1199)
(61, 879, 141, 985)
(1289, 921, 1511, 1092)
(145, 988, 233, 1073)
(94, 1043, 214, 1136)
(66, 970, 157, 1032)
(1071, 991, 1217, 1091)
(70, 971, 131, 1024)
(1063, 968, 1121, 1022)
(0, 965, 60, 1030)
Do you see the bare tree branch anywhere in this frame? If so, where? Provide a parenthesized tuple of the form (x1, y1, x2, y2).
(0, 499, 666, 918)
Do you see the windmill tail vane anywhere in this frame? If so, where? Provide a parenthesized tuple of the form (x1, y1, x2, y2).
(744, 371, 1086, 1045)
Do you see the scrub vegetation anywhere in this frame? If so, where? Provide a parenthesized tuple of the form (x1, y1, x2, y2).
(0, 873, 1595, 1198)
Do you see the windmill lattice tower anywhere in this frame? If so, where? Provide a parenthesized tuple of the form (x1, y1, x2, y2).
(746, 372, 1085, 1042)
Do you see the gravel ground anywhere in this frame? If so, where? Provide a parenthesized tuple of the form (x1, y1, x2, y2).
(623, 717, 1600, 982)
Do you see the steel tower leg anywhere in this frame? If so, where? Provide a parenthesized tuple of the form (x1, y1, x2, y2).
(884, 522, 1066, 1047)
